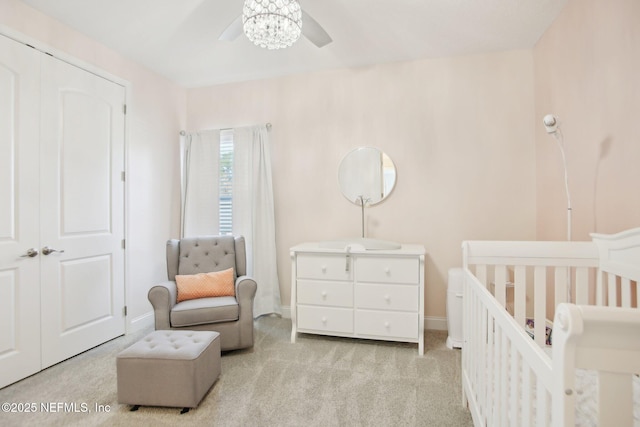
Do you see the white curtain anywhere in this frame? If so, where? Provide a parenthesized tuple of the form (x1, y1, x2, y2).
(233, 125, 281, 317)
(180, 131, 220, 237)
(180, 125, 281, 318)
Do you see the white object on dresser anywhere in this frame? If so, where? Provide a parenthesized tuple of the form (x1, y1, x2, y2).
(290, 242, 426, 355)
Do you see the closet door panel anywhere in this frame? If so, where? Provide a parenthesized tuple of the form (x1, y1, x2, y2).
(60, 255, 112, 330)
(39, 54, 126, 368)
(0, 35, 41, 388)
(60, 92, 112, 234)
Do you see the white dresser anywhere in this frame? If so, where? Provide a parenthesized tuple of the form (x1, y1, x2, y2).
(290, 242, 426, 355)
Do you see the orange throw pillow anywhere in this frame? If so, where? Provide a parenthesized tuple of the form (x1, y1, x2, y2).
(175, 268, 235, 302)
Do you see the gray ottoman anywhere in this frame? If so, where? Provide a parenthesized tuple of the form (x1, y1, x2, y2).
(117, 330, 220, 409)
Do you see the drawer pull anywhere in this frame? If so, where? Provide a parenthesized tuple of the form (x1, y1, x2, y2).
(321, 316, 327, 323)
(321, 291, 328, 298)
(384, 294, 391, 302)
(384, 321, 390, 328)
(321, 265, 327, 273)
(384, 267, 391, 274)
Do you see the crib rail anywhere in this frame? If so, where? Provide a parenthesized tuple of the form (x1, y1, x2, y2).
(463, 240, 599, 348)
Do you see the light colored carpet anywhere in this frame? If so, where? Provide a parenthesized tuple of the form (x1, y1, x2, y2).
(0, 316, 472, 426)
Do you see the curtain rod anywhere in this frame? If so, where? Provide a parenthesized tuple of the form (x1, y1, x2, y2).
(180, 123, 271, 136)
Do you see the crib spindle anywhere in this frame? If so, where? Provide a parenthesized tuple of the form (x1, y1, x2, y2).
(522, 366, 532, 427)
(464, 288, 471, 405)
(596, 270, 604, 306)
(496, 322, 503, 426)
(509, 344, 520, 425)
(500, 329, 511, 426)
(536, 379, 548, 427)
(476, 264, 487, 288)
(608, 272, 618, 307)
(495, 265, 508, 308)
(534, 266, 547, 348)
(473, 297, 480, 403)
(514, 265, 527, 327)
(479, 298, 488, 417)
(491, 320, 500, 426)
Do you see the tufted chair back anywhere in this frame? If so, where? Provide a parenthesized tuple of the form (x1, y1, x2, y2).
(166, 236, 248, 281)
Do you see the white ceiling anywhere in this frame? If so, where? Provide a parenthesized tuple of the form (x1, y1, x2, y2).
(20, 0, 567, 88)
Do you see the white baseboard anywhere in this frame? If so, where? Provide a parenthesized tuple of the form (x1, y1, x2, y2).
(280, 305, 291, 319)
(127, 311, 154, 334)
(280, 306, 447, 331)
(424, 316, 448, 331)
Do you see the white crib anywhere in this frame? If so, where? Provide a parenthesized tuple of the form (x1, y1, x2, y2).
(461, 227, 640, 426)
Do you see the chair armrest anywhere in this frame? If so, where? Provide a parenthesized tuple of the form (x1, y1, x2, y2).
(235, 275, 257, 348)
(236, 276, 258, 320)
(148, 280, 177, 330)
(236, 276, 257, 302)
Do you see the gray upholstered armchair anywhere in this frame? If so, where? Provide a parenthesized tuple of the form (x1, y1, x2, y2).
(148, 235, 257, 351)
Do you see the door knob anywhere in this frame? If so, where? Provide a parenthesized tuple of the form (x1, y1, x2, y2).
(42, 246, 65, 255)
(20, 248, 39, 258)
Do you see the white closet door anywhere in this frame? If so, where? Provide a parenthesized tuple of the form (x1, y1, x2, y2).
(0, 36, 42, 388)
(39, 54, 126, 368)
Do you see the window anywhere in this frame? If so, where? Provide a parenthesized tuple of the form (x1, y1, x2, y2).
(219, 130, 234, 235)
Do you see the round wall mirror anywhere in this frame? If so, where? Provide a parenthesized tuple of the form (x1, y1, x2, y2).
(338, 147, 397, 206)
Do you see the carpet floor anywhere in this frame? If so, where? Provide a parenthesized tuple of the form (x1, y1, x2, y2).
(0, 316, 472, 426)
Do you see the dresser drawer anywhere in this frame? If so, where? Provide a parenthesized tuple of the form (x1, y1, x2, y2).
(356, 257, 419, 284)
(355, 310, 418, 340)
(297, 306, 353, 334)
(297, 254, 351, 281)
(297, 280, 353, 307)
(355, 283, 418, 312)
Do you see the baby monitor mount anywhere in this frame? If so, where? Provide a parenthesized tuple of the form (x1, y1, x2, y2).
(543, 114, 572, 242)
(544, 114, 573, 302)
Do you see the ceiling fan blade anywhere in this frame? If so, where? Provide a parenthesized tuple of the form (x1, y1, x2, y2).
(218, 15, 244, 41)
(302, 11, 332, 48)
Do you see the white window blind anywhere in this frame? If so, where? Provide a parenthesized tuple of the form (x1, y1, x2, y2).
(219, 130, 234, 235)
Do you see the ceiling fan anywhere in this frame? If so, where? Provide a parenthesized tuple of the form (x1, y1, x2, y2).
(218, 0, 333, 48)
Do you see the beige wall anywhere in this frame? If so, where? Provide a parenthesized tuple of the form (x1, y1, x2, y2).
(0, 0, 186, 330)
(187, 51, 537, 320)
(534, 0, 640, 240)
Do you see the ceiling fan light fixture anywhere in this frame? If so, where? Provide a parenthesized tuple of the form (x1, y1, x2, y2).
(243, 0, 302, 50)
